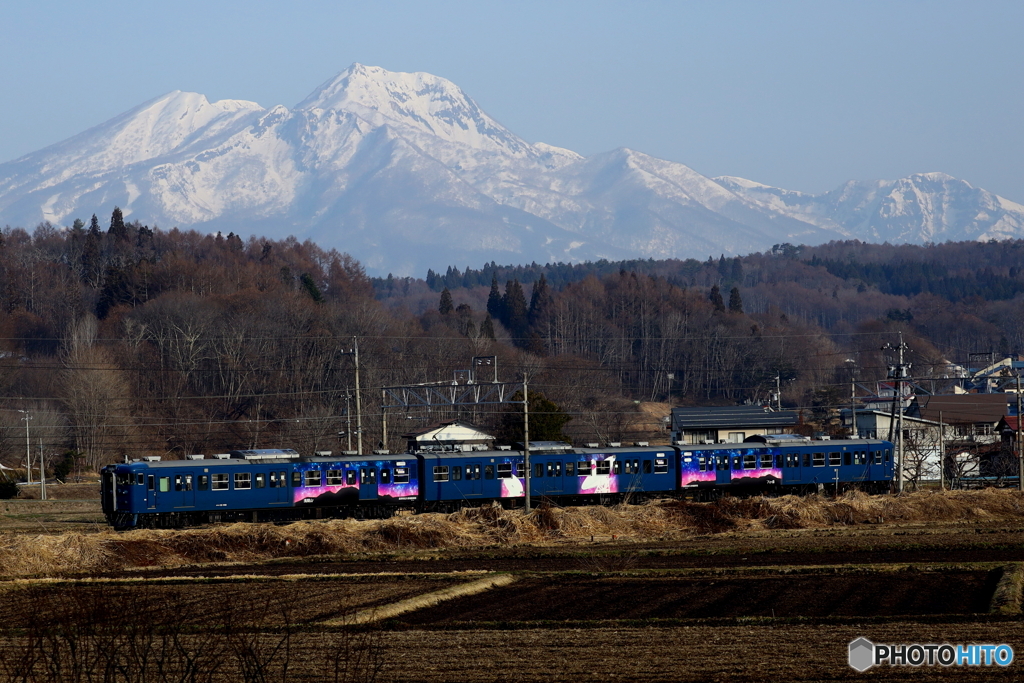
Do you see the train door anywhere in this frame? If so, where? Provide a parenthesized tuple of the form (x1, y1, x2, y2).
(716, 453, 732, 485)
(545, 461, 564, 494)
(145, 474, 157, 508)
(466, 462, 482, 496)
(359, 467, 378, 501)
(174, 473, 195, 508)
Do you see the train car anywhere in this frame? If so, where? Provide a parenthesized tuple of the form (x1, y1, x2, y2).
(102, 437, 896, 530)
(101, 449, 420, 529)
(677, 435, 894, 499)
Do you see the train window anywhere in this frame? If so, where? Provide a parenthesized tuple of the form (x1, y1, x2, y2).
(198, 475, 208, 491)
(305, 470, 321, 487)
(803, 453, 811, 467)
(452, 466, 462, 481)
(184, 475, 193, 491)
(255, 473, 265, 488)
(654, 459, 668, 474)
(731, 457, 741, 470)
(497, 463, 513, 478)
(596, 461, 611, 475)
(829, 452, 841, 467)
(361, 468, 377, 484)
(533, 463, 543, 478)
(346, 470, 357, 485)
(380, 469, 391, 484)
(515, 463, 526, 477)
(885, 449, 892, 462)
(156, 477, 168, 492)
(813, 453, 825, 467)
(485, 465, 494, 479)
(327, 470, 342, 486)
(148, 475, 155, 490)
(843, 452, 852, 466)
(433, 466, 449, 482)
(578, 461, 592, 475)
(642, 460, 651, 473)
(292, 471, 301, 487)
(470, 465, 481, 480)
(136, 473, 144, 485)
(394, 467, 409, 484)
(269, 472, 278, 488)
(743, 454, 756, 469)
(211, 474, 228, 490)
(174, 475, 183, 491)
(761, 453, 773, 468)
(554, 462, 563, 476)
(874, 451, 882, 465)
(234, 473, 251, 490)
(612, 461, 621, 475)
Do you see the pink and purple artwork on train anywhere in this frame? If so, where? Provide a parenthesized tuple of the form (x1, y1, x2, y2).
(577, 453, 619, 494)
(292, 461, 418, 506)
(678, 449, 783, 487)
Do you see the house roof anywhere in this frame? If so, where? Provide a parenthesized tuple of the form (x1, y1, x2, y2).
(671, 406, 798, 430)
(401, 420, 494, 442)
(916, 394, 1009, 425)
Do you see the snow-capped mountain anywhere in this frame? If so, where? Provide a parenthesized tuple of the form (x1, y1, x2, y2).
(1, 63, 1022, 275)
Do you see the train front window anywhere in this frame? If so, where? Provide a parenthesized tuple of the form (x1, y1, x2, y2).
(116, 472, 132, 485)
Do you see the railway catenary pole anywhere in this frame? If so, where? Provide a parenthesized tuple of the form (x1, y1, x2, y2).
(523, 374, 531, 513)
(38, 438, 45, 501)
(354, 337, 363, 456)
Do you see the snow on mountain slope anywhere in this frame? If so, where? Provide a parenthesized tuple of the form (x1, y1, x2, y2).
(719, 172, 1024, 245)
(1, 63, 1022, 275)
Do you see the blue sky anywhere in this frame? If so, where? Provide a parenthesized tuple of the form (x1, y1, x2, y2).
(2, 0, 1022, 199)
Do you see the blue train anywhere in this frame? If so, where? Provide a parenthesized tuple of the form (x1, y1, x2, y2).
(100, 437, 895, 530)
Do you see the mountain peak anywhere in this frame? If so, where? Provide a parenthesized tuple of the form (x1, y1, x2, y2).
(296, 64, 532, 156)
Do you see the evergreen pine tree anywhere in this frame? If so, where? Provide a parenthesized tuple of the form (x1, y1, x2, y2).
(728, 286, 743, 313)
(528, 273, 553, 324)
(480, 314, 496, 340)
(439, 287, 454, 315)
(108, 207, 129, 241)
(300, 273, 325, 303)
(502, 279, 528, 339)
(709, 285, 725, 312)
(486, 275, 504, 321)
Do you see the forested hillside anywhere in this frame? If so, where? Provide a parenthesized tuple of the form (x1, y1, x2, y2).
(1, 212, 1022, 470)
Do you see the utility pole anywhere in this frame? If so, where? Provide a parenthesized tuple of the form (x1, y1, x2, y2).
(381, 389, 387, 453)
(882, 333, 911, 493)
(851, 378, 857, 438)
(1017, 372, 1023, 493)
(18, 411, 31, 484)
(523, 374, 531, 512)
(775, 374, 782, 411)
(345, 392, 352, 452)
(939, 411, 945, 491)
(340, 339, 363, 455)
(39, 438, 45, 501)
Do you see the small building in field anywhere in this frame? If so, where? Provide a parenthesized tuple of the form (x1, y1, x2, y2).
(670, 406, 798, 445)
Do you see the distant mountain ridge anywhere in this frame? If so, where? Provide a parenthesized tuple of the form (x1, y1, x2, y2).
(1, 63, 1022, 276)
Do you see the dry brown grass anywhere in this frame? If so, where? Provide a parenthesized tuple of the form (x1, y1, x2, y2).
(2, 488, 1023, 578)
